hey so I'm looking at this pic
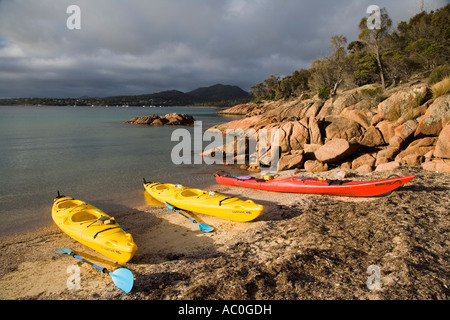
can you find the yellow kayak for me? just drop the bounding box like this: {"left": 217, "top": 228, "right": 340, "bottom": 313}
{"left": 143, "top": 180, "right": 264, "bottom": 222}
{"left": 52, "top": 194, "right": 137, "bottom": 263}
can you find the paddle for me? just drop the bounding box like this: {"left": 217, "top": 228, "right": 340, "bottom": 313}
{"left": 164, "top": 202, "right": 214, "bottom": 233}
{"left": 54, "top": 248, "right": 134, "bottom": 293}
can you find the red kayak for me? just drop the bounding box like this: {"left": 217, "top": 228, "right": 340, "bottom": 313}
{"left": 215, "top": 173, "right": 416, "bottom": 197}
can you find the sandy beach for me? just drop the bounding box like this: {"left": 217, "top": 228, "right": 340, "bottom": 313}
{"left": 0, "top": 165, "right": 448, "bottom": 300}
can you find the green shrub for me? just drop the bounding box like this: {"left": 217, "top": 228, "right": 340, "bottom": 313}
{"left": 318, "top": 87, "right": 330, "bottom": 99}
{"left": 428, "top": 65, "right": 450, "bottom": 85}
{"left": 360, "top": 87, "right": 382, "bottom": 96}
{"left": 300, "top": 93, "right": 311, "bottom": 100}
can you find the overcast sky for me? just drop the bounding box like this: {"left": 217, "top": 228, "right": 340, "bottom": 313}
{"left": 0, "top": 0, "right": 447, "bottom": 98}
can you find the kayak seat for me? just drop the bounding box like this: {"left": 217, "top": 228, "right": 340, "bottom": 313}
{"left": 57, "top": 200, "right": 83, "bottom": 209}
{"left": 179, "top": 189, "right": 201, "bottom": 198}
{"left": 71, "top": 211, "right": 98, "bottom": 223}
{"left": 327, "top": 179, "right": 352, "bottom": 186}
{"left": 154, "top": 184, "right": 169, "bottom": 191}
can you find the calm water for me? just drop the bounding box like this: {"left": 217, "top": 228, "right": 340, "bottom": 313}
{"left": 0, "top": 105, "right": 240, "bottom": 236}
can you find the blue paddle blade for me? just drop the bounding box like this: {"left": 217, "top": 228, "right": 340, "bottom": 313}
{"left": 110, "top": 268, "right": 134, "bottom": 293}
{"left": 198, "top": 223, "right": 214, "bottom": 233}
{"left": 54, "top": 248, "right": 73, "bottom": 255}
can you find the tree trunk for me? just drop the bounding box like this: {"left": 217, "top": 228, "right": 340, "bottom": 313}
{"left": 332, "top": 78, "right": 343, "bottom": 96}
{"left": 375, "top": 44, "right": 386, "bottom": 90}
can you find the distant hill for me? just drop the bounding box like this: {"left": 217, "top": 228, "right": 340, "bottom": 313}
{"left": 0, "top": 84, "right": 252, "bottom": 107}
{"left": 187, "top": 84, "right": 250, "bottom": 102}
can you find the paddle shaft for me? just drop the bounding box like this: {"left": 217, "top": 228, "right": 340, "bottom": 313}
{"left": 174, "top": 207, "right": 198, "bottom": 224}
{"left": 164, "top": 202, "right": 214, "bottom": 233}
{"left": 70, "top": 252, "right": 107, "bottom": 273}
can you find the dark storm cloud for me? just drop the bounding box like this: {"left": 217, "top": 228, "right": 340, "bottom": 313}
{"left": 0, "top": 0, "right": 447, "bottom": 98}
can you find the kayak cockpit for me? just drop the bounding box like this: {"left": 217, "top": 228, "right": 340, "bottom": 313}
{"left": 154, "top": 184, "right": 171, "bottom": 191}
{"left": 179, "top": 189, "right": 203, "bottom": 198}
{"left": 70, "top": 210, "right": 98, "bottom": 223}
{"left": 56, "top": 199, "right": 84, "bottom": 208}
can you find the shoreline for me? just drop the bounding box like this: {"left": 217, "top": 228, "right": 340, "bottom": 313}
{"left": 1, "top": 165, "right": 449, "bottom": 300}
{"left": 0, "top": 167, "right": 229, "bottom": 238}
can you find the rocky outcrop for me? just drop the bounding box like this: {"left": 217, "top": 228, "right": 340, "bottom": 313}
{"left": 377, "top": 83, "right": 431, "bottom": 121}
{"left": 434, "top": 124, "right": 450, "bottom": 159}
{"left": 217, "top": 103, "right": 259, "bottom": 115}
{"left": 278, "top": 150, "right": 305, "bottom": 171}
{"left": 315, "top": 139, "right": 360, "bottom": 164}
{"left": 125, "top": 113, "right": 195, "bottom": 126}
{"left": 422, "top": 158, "right": 450, "bottom": 172}
{"left": 208, "top": 80, "right": 450, "bottom": 173}
{"left": 359, "top": 126, "right": 385, "bottom": 147}
{"left": 304, "top": 160, "right": 328, "bottom": 172}
{"left": 415, "top": 95, "right": 450, "bottom": 137}
{"left": 322, "top": 116, "right": 364, "bottom": 142}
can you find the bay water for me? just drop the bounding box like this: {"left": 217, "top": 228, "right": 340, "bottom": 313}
{"left": 0, "top": 105, "right": 240, "bottom": 236}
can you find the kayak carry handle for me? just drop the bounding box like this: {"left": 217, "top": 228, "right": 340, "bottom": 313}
{"left": 219, "top": 197, "right": 233, "bottom": 206}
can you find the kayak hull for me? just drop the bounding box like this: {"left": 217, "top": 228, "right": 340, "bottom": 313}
{"left": 215, "top": 174, "right": 416, "bottom": 197}
{"left": 52, "top": 196, "right": 137, "bottom": 263}
{"left": 143, "top": 182, "right": 264, "bottom": 222}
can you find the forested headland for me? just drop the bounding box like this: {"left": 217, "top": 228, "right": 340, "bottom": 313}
{"left": 250, "top": 5, "right": 449, "bottom": 101}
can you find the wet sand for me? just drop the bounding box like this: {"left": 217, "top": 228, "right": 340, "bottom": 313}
{"left": 0, "top": 166, "right": 448, "bottom": 300}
